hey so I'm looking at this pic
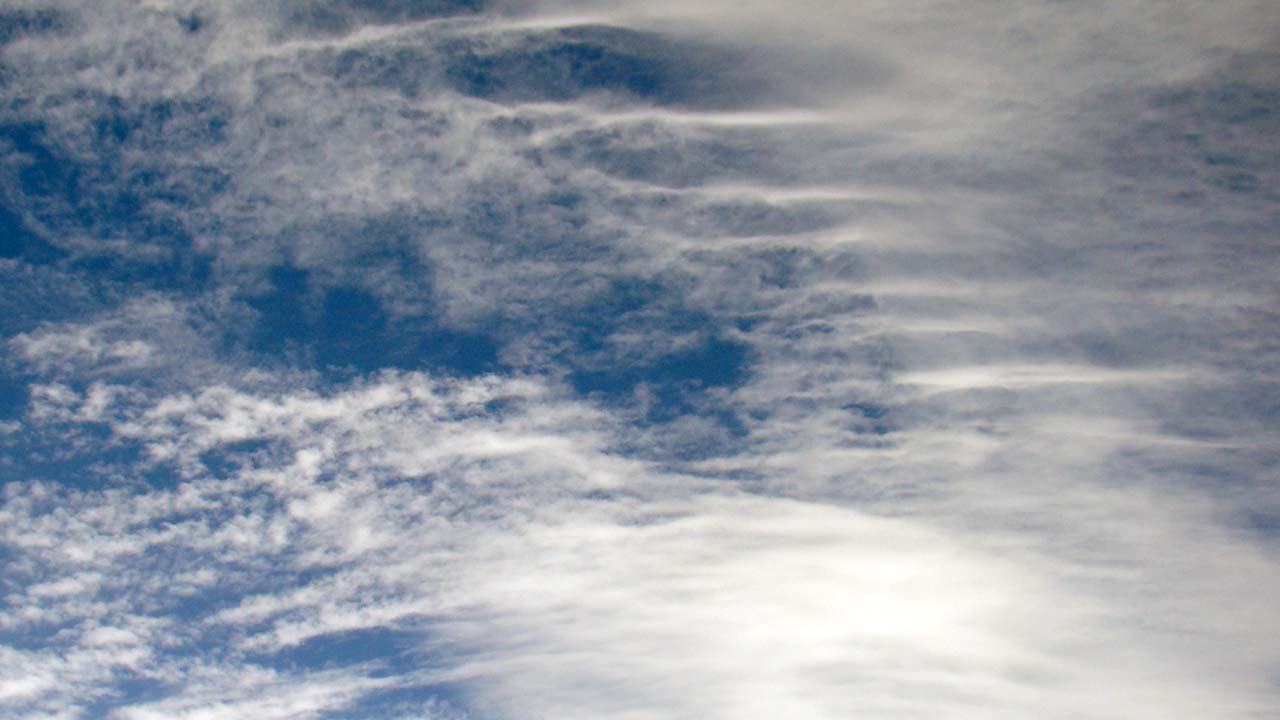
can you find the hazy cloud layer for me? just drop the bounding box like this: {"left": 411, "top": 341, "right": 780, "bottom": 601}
{"left": 1, "top": 1, "right": 1278, "bottom": 718}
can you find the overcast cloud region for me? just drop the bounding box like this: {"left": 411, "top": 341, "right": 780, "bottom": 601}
{"left": 1, "top": 1, "right": 1279, "bottom": 718}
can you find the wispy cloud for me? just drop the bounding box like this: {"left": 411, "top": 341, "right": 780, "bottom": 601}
{"left": 1, "top": 0, "right": 1277, "bottom": 718}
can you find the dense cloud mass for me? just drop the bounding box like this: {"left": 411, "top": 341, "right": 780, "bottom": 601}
{"left": 1, "top": 1, "right": 1278, "bottom": 718}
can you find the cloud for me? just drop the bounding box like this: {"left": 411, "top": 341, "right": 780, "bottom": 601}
{"left": 3, "top": 358, "right": 1278, "bottom": 718}
{"left": 112, "top": 664, "right": 394, "bottom": 720}
{"left": 0, "top": 0, "right": 1278, "bottom": 718}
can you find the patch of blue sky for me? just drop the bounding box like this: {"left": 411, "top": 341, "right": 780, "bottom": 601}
{"left": 539, "top": 275, "right": 753, "bottom": 421}
{"left": 0, "top": 200, "right": 66, "bottom": 265}
{"left": 0, "top": 115, "right": 222, "bottom": 290}
{"left": 1, "top": 434, "right": 152, "bottom": 489}
{"left": 569, "top": 336, "right": 748, "bottom": 404}
{"left": 243, "top": 266, "right": 503, "bottom": 382}
{"left": 441, "top": 25, "right": 760, "bottom": 110}
{"left": 319, "top": 21, "right": 761, "bottom": 112}
{"left": 196, "top": 437, "right": 286, "bottom": 477}
{"left": 257, "top": 626, "right": 427, "bottom": 674}
{"left": 0, "top": 7, "right": 63, "bottom": 47}
{"left": 78, "top": 678, "right": 171, "bottom": 720}
{"left": 0, "top": 367, "right": 27, "bottom": 420}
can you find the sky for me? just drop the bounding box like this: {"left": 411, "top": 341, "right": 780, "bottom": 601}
{"left": 1, "top": 1, "right": 1278, "bottom": 718}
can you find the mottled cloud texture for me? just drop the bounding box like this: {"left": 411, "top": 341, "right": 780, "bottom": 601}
{"left": 1, "top": 1, "right": 1278, "bottom": 718}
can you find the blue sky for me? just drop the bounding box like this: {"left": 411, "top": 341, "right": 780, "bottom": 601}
{"left": 1, "top": 1, "right": 1279, "bottom": 718}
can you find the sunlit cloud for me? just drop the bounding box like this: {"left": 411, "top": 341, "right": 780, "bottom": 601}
{"left": 1, "top": 0, "right": 1278, "bottom": 718}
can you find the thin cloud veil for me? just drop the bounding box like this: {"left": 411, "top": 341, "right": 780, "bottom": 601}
{"left": 1, "top": 1, "right": 1278, "bottom": 719}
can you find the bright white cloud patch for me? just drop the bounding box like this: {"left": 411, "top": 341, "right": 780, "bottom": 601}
{"left": 1, "top": 0, "right": 1278, "bottom": 718}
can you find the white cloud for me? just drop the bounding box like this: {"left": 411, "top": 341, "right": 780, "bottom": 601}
{"left": 114, "top": 665, "right": 393, "bottom": 720}
{"left": 0, "top": 0, "right": 1277, "bottom": 718}
{"left": 1, "top": 359, "right": 1275, "bottom": 718}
